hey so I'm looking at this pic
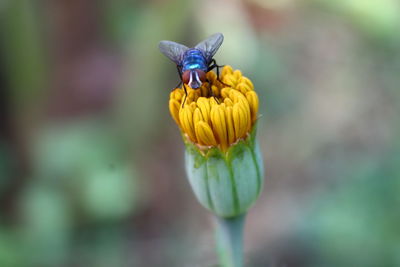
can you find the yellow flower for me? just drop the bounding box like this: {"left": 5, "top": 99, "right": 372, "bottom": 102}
{"left": 169, "top": 66, "right": 259, "bottom": 151}
{"left": 167, "top": 65, "right": 263, "bottom": 218}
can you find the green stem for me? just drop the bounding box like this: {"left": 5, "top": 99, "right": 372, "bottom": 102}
{"left": 215, "top": 214, "right": 246, "bottom": 267}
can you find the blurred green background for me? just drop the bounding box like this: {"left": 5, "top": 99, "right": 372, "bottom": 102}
{"left": 1, "top": 0, "right": 399, "bottom": 266}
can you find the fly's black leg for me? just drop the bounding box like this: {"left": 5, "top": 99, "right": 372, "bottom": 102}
{"left": 182, "top": 83, "right": 188, "bottom": 107}
{"left": 208, "top": 59, "right": 229, "bottom": 87}
{"left": 206, "top": 78, "right": 220, "bottom": 104}
{"left": 171, "top": 69, "right": 182, "bottom": 91}
{"left": 174, "top": 80, "right": 182, "bottom": 89}
{"left": 175, "top": 64, "right": 188, "bottom": 107}
{"left": 175, "top": 65, "right": 184, "bottom": 88}
{"left": 170, "top": 65, "right": 183, "bottom": 90}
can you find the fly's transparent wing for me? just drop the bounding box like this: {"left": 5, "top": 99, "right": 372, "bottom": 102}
{"left": 159, "top": 40, "right": 189, "bottom": 64}
{"left": 195, "top": 33, "right": 224, "bottom": 62}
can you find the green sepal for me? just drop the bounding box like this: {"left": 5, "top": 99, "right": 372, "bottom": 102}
{"left": 184, "top": 127, "right": 264, "bottom": 218}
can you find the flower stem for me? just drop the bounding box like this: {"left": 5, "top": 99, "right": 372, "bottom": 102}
{"left": 215, "top": 214, "right": 246, "bottom": 267}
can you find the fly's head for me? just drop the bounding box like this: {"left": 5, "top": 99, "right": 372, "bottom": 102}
{"left": 182, "top": 69, "right": 206, "bottom": 89}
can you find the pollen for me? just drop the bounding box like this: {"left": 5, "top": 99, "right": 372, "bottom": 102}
{"left": 169, "top": 66, "right": 259, "bottom": 151}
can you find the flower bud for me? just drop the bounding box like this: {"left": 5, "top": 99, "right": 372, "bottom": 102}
{"left": 169, "top": 66, "right": 264, "bottom": 218}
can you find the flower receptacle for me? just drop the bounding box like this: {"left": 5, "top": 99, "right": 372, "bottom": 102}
{"left": 184, "top": 128, "right": 263, "bottom": 218}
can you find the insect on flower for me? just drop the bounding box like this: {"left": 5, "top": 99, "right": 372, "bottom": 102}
{"left": 159, "top": 33, "right": 225, "bottom": 104}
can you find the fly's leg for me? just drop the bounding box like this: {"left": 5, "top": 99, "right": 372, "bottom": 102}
{"left": 174, "top": 64, "right": 188, "bottom": 107}
{"left": 171, "top": 81, "right": 183, "bottom": 91}
{"left": 182, "top": 83, "right": 188, "bottom": 107}
{"left": 208, "top": 59, "right": 229, "bottom": 87}
{"left": 175, "top": 65, "right": 184, "bottom": 89}
{"left": 171, "top": 79, "right": 186, "bottom": 107}
{"left": 206, "top": 78, "right": 220, "bottom": 104}
{"left": 174, "top": 80, "right": 182, "bottom": 89}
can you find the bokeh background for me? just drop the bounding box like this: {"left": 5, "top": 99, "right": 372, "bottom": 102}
{"left": 1, "top": 0, "right": 399, "bottom": 266}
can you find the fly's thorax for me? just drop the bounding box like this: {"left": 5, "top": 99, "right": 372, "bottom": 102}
{"left": 182, "top": 49, "right": 208, "bottom": 72}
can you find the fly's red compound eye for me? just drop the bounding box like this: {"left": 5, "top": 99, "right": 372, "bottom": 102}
{"left": 182, "top": 70, "right": 190, "bottom": 85}
{"left": 197, "top": 70, "right": 206, "bottom": 83}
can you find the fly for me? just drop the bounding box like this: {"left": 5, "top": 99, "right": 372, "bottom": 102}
{"left": 159, "top": 33, "right": 225, "bottom": 104}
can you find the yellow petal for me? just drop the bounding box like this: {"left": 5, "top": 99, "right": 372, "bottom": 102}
{"left": 221, "top": 65, "right": 233, "bottom": 76}
{"left": 197, "top": 97, "right": 211, "bottom": 124}
{"left": 169, "top": 99, "right": 181, "bottom": 126}
{"left": 195, "top": 121, "right": 217, "bottom": 146}
{"left": 179, "top": 106, "right": 196, "bottom": 142}
{"left": 237, "top": 98, "right": 251, "bottom": 131}
{"left": 211, "top": 85, "right": 219, "bottom": 97}
{"left": 237, "top": 83, "right": 251, "bottom": 94}
{"left": 211, "top": 105, "right": 228, "bottom": 150}
{"left": 239, "top": 77, "right": 254, "bottom": 90}
{"left": 206, "top": 71, "right": 217, "bottom": 82}
{"left": 224, "top": 98, "right": 234, "bottom": 107}
{"left": 170, "top": 89, "right": 183, "bottom": 101}
{"left": 193, "top": 108, "right": 203, "bottom": 125}
{"left": 238, "top": 105, "right": 248, "bottom": 138}
{"left": 190, "top": 102, "right": 197, "bottom": 111}
{"left": 225, "top": 106, "right": 235, "bottom": 145}
{"left": 200, "top": 83, "right": 209, "bottom": 96}
{"left": 246, "top": 91, "right": 259, "bottom": 122}
{"left": 221, "top": 88, "right": 231, "bottom": 99}
{"left": 209, "top": 97, "right": 219, "bottom": 107}
{"left": 232, "top": 104, "right": 242, "bottom": 140}
{"left": 233, "top": 70, "right": 242, "bottom": 80}
{"left": 242, "top": 103, "right": 251, "bottom": 135}
{"left": 223, "top": 75, "right": 236, "bottom": 87}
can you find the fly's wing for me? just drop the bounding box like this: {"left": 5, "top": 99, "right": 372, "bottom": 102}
{"left": 159, "top": 40, "right": 189, "bottom": 65}
{"left": 195, "top": 33, "right": 224, "bottom": 62}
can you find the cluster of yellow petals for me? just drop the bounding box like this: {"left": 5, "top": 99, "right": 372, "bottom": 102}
{"left": 169, "top": 66, "right": 259, "bottom": 151}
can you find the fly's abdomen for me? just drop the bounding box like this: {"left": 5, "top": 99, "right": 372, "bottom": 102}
{"left": 182, "top": 49, "right": 208, "bottom": 72}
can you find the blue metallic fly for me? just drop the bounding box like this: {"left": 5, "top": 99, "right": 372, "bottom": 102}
{"left": 159, "top": 33, "right": 225, "bottom": 100}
